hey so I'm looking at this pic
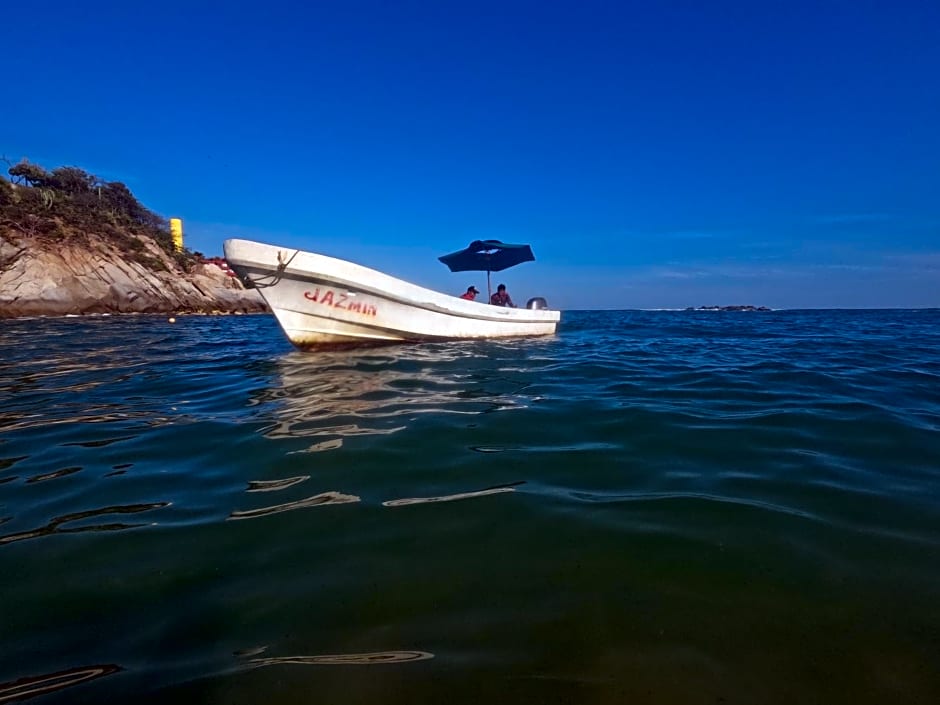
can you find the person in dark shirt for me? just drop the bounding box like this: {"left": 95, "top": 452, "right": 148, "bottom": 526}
{"left": 459, "top": 286, "right": 480, "bottom": 300}
{"left": 490, "top": 283, "right": 515, "bottom": 307}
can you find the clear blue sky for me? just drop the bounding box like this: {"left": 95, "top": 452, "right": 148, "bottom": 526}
{"left": 4, "top": 0, "right": 938, "bottom": 309}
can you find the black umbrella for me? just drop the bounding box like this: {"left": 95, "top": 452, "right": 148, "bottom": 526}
{"left": 438, "top": 240, "right": 535, "bottom": 299}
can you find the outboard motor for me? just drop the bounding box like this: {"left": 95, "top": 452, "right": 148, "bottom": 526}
{"left": 526, "top": 297, "right": 549, "bottom": 310}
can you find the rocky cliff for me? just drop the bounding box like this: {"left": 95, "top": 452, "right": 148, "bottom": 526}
{"left": 0, "top": 159, "right": 266, "bottom": 319}
{"left": 0, "top": 232, "right": 265, "bottom": 318}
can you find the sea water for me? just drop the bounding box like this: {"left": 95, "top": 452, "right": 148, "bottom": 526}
{"left": 1, "top": 310, "right": 938, "bottom": 704}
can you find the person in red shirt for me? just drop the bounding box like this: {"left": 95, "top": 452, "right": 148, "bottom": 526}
{"left": 490, "top": 283, "right": 515, "bottom": 307}
{"left": 459, "top": 285, "right": 480, "bottom": 300}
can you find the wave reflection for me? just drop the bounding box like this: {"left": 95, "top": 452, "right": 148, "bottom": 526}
{"left": 246, "top": 476, "right": 310, "bottom": 492}
{"left": 246, "top": 650, "right": 434, "bottom": 667}
{"left": 0, "top": 664, "right": 121, "bottom": 702}
{"left": 383, "top": 483, "right": 523, "bottom": 507}
{"left": 0, "top": 502, "right": 169, "bottom": 546}
{"left": 25, "top": 466, "right": 82, "bottom": 484}
{"left": 228, "top": 491, "right": 360, "bottom": 520}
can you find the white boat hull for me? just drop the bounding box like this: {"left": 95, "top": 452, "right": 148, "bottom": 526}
{"left": 223, "top": 239, "right": 560, "bottom": 349}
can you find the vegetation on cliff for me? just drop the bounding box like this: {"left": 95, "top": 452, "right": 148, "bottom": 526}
{"left": 1, "top": 158, "right": 202, "bottom": 273}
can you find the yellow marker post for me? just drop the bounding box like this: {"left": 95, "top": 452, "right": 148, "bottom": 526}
{"left": 170, "top": 218, "right": 183, "bottom": 252}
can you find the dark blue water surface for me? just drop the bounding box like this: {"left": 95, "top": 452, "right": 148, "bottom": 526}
{"left": 1, "top": 310, "right": 939, "bottom": 704}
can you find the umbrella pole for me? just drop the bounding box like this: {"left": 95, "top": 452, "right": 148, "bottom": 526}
{"left": 487, "top": 271, "right": 492, "bottom": 301}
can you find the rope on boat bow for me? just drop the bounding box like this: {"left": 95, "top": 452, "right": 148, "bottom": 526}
{"left": 240, "top": 249, "right": 300, "bottom": 289}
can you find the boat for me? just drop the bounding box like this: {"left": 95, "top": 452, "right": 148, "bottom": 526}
{"left": 223, "top": 239, "right": 560, "bottom": 349}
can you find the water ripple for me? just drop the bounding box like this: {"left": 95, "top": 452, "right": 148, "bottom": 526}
{"left": 246, "top": 651, "right": 434, "bottom": 667}
{"left": 246, "top": 476, "right": 310, "bottom": 492}
{"left": 0, "top": 502, "right": 170, "bottom": 546}
{"left": 383, "top": 484, "right": 520, "bottom": 507}
{"left": 0, "top": 664, "right": 121, "bottom": 703}
{"left": 228, "top": 491, "right": 360, "bottom": 520}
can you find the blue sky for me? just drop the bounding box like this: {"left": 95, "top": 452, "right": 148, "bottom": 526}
{"left": 3, "top": 0, "right": 938, "bottom": 309}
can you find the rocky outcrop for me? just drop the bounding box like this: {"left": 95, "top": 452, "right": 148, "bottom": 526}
{"left": 685, "top": 305, "right": 771, "bottom": 311}
{"left": 0, "top": 231, "right": 266, "bottom": 318}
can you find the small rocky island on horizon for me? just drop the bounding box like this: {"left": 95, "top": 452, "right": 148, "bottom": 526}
{"left": 0, "top": 158, "right": 265, "bottom": 319}
{"left": 685, "top": 305, "right": 771, "bottom": 311}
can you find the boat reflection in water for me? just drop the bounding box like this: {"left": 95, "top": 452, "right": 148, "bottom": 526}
{"left": 253, "top": 343, "right": 535, "bottom": 448}
{"left": 231, "top": 344, "right": 535, "bottom": 515}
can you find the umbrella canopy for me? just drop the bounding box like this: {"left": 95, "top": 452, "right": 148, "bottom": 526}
{"left": 438, "top": 240, "right": 536, "bottom": 300}
{"left": 438, "top": 240, "right": 535, "bottom": 273}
